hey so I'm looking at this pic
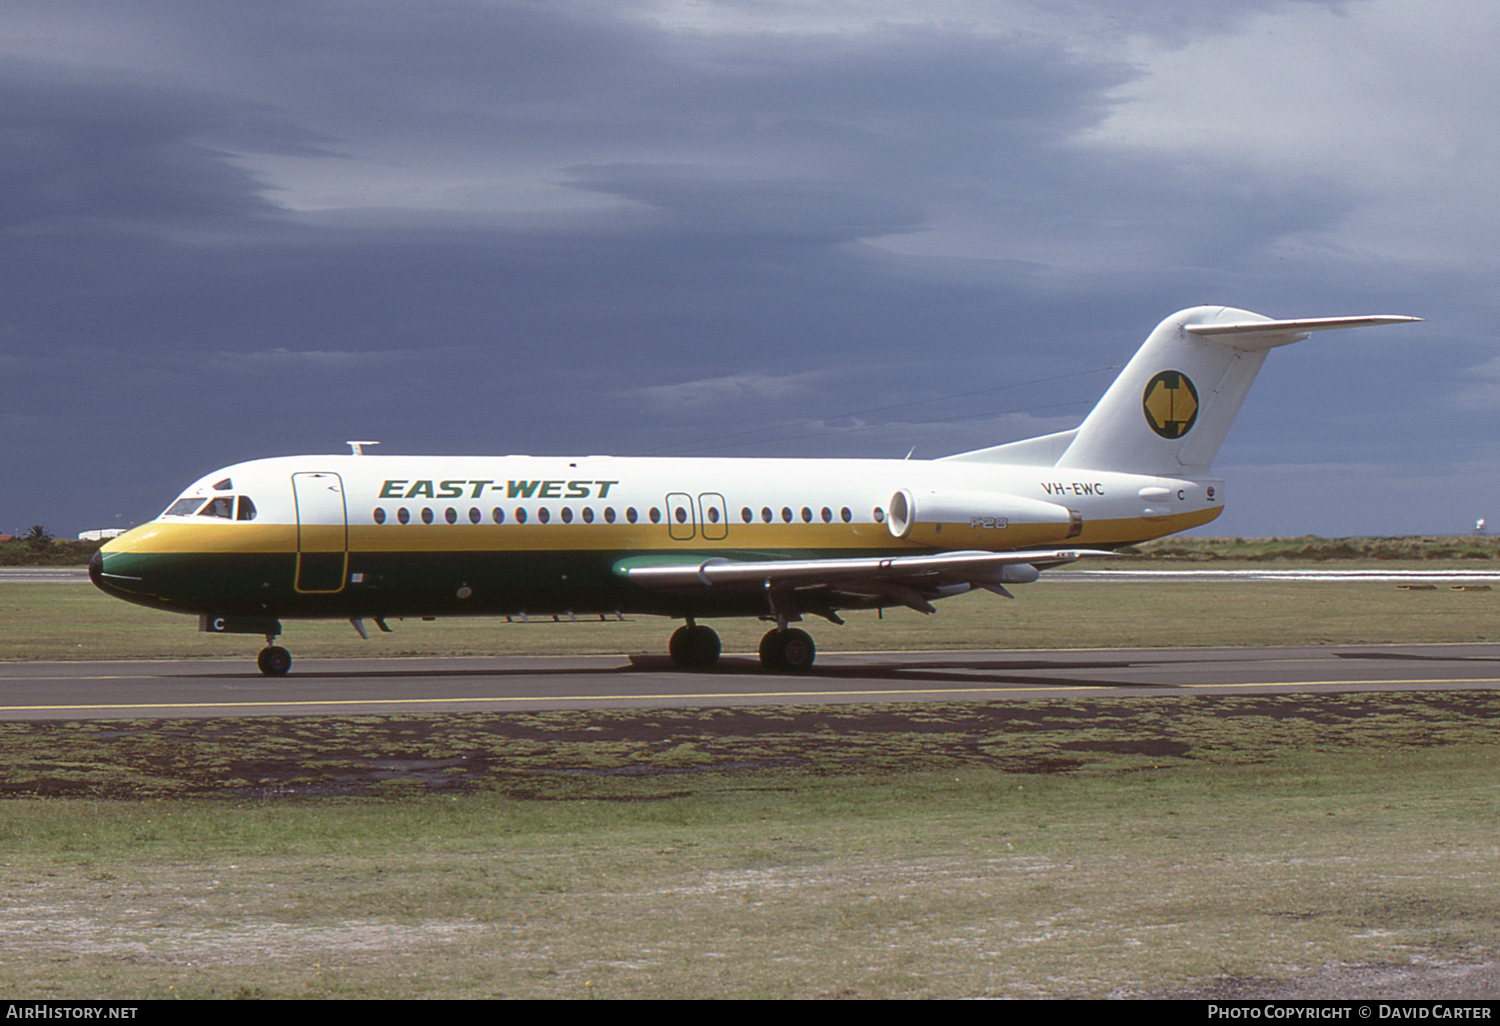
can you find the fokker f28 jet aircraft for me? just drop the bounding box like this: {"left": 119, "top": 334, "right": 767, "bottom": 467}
{"left": 91, "top": 306, "right": 1417, "bottom": 675}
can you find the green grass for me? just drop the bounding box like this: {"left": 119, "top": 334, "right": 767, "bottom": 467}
{"left": 0, "top": 698, "right": 1496, "bottom": 998}
{"left": 1131, "top": 534, "right": 1500, "bottom": 561}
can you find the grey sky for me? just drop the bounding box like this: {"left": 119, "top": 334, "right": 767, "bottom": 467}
{"left": 2, "top": 0, "right": 1490, "bottom": 538}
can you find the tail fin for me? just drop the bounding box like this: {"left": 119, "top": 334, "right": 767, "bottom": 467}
{"left": 1050, "top": 306, "right": 1419, "bottom": 477}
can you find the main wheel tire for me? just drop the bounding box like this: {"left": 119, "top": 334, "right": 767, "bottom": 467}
{"left": 257, "top": 645, "right": 292, "bottom": 676}
{"left": 668, "top": 624, "right": 721, "bottom": 667}
{"left": 758, "top": 628, "right": 815, "bottom": 672}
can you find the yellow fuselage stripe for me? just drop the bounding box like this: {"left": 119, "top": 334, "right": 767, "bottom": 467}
{"left": 103, "top": 507, "right": 1222, "bottom": 556}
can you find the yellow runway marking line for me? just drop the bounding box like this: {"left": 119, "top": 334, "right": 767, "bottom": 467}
{"left": 0, "top": 675, "right": 157, "bottom": 682}
{"left": 3, "top": 678, "right": 1500, "bottom": 714}
{"left": 0, "top": 686, "right": 1104, "bottom": 713}
{"left": 1181, "top": 678, "right": 1500, "bottom": 689}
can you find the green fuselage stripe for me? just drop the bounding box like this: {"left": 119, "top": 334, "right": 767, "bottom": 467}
{"left": 94, "top": 546, "right": 895, "bottom": 620}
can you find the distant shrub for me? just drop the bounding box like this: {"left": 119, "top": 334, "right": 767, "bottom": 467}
{"left": 0, "top": 539, "right": 103, "bottom": 567}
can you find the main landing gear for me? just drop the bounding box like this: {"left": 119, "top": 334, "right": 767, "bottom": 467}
{"left": 758, "top": 627, "right": 815, "bottom": 672}
{"left": 668, "top": 622, "right": 721, "bottom": 667}
{"left": 667, "top": 619, "right": 817, "bottom": 672}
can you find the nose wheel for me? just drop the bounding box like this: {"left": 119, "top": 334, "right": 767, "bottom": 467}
{"left": 257, "top": 645, "right": 292, "bottom": 676}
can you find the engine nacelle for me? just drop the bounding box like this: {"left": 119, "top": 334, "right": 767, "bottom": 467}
{"left": 887, "top": 488, "right": 1081, "bottom": 545}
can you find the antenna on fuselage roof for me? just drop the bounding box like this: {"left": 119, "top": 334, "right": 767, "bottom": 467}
{"left": 347, "top": 440, "right": 380, "bottom": 456}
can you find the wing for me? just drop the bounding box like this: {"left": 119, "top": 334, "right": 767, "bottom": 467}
{"left": 616, "top": 548, "right": 1115, "bottom": 615}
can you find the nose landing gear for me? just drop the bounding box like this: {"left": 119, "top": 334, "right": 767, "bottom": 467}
{"left": 198, "top": 615, "right": 292, "bottom": 676}
{"left": 257, "top": 642, "right": 292, "bottom": 676}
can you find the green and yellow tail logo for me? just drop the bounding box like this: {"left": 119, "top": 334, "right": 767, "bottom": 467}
{"left": 1142, "top": 370, "right": 1199, "bottom": 439}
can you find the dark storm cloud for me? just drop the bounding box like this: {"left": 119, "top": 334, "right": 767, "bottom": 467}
{"left": 564, "top": 168, "right": 926, "bottom": 241}
{"left": 0, "top": 0, "right": 1487, "bottom": 539}
{"left": 0, "top": 72, "right": 282, "bottom": 232}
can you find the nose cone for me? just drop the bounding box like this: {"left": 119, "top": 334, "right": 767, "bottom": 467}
{"left": 88, "top": 540, "right": 154, "bottom": 607}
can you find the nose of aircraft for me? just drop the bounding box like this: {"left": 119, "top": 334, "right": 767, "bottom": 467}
{"left": 88, "top": 546, "right": 147, "bottom": 603}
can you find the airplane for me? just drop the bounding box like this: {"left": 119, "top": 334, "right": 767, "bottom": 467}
{"left": 89, "top": 306, "right": 1418, "bottom": 676}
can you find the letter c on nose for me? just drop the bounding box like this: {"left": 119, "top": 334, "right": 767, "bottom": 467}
{"left": 213, "top": 617, "right": 226, "bottom": 631}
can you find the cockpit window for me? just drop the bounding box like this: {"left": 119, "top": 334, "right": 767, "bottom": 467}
{"left": 166, "top": 494, "right": 255, "bottom": 519}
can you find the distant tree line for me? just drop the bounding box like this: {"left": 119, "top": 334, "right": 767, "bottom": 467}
{"left": 0, "top": 527, "right": 104, "bottom": 567}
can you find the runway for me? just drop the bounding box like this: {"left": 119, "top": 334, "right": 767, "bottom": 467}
{"left": 14, "top": 567, "right": 1500, "bottom": 585}
{"left": 3, "top": 644, "right": 1500, "bottom": 720}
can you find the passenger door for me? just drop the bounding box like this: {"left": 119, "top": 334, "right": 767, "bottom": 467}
{"left": 292, "top": 472, "right": 348, "bottom": 593}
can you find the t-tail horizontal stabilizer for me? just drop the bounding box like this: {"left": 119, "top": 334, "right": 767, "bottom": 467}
{"left": 1048, "top": 307, "right": 1420, "bottom": 478}
{"left": 1182, "top": 315, "right": 1421, "bottom": 347}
